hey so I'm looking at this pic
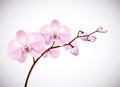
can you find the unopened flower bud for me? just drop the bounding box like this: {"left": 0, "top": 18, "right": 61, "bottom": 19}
{"left": 97, "top": 27, "right": 108, "bottom": 33}
{"left": 97, "top": 27, "right": 103, "bottom": 31}
{"left": 70, "top": 46, "right": 79, "bottom": 56}
{"left": 80, "top": 32, "right": 88, "bottom": 41}
{"left": 88, "top": 36, "right": 97, "bottom": 42}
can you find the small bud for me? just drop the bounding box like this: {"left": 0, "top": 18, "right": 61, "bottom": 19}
{"left": 97, "top": 27, "right": 103, "bottom": 31}
{"left": 88, "top": 36, "right": 96, "bottom": 42}
{"left": 97, "top": 27, "right": 108, "bottom": 33}
{"left": 80, "top": 32, "right": 88, "bottom": 41}
{"left": 70, "top": 46, "right": 79, "bottom": 56}
{"left": 100, "top": 30, "right": 108, "bottom": 33}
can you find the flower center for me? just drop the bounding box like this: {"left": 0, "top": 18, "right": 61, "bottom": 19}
{"left": 53, "top": 33, "right": 57, "bottom": 39}
{"left": 24, "top": 46, "right": 30, "bottom": 52}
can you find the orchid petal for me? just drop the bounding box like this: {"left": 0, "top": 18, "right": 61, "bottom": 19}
{"left": 58, "top": 25, "right": 71, "bottom": 43}
{"left": 28, "top": 32, "right": 45, "bottom": 51}
{"left": 40, "top": 25, "right": 52, "bottom": 44}
{"left": 7, "top": 40, "right": 22, "bottom": 59}
{"left": 16, "top": 30, "right": 28, "bottom": 45}
{"left": 41, "top": 47, "right": 49, "bottom": 58}
{"left": 29, "top": 49, "right": 40, "bottom": 58}
{"left": 49, "top": 48, "right": 60, "bottom": 58}
{"left": 50, "top": 20, "right": 60, "bottom": 33}
{"left": 29, "top": 47, "right": 47, "bottom": 59}
{"left": 43, "top": 52, "right": 48, "bottom": 58}
{"left": 18, "top": 52, "right": 27, "bottom": 63}
{"left": 7, "top": 40, "right": 27, "bottom": 63}
{"left": 41, "top": 46, "right": 50, "bottom": 58}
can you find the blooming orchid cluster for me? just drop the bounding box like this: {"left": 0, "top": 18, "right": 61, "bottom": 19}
{"left": 7, "top": 20, "right": 76, "bottom": 63}
{"left": 7, "top": 20, "right": 107, "bottom": 87}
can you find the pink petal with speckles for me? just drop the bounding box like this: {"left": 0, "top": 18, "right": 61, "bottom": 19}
{"left": 16, "top": 30, "right": 28, "bottom": 45}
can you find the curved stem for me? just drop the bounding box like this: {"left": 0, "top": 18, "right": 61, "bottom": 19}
{"left": 24, "top": 29, "right": 105, "bottom": 87}
{"left": 24, "top": 48, "right": 50, "bottom": 87}
{"left": 24, "top": 61, "right": 36, "bottom": 87}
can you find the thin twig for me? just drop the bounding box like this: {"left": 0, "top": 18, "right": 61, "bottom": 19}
{"left": 32, "top": 57, "right": 35, "bottom": 64}
{"left": 77, "top": 30, "right": 84, "bottom": 37}
{"left": 51, "top": 41, "right": 55, "bottom": 47}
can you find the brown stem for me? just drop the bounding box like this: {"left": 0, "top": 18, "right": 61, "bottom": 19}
{"left": 32, "top": 57, "right": 35, "bottom": 63}
{"left": 24, "top": 29, "right": 105, "bottom": 87}
{"left": 24, "top": 61, "right": 35, "bottom": 87}
{"left": 24, "top": 48, "right": 50, "bottom": 87}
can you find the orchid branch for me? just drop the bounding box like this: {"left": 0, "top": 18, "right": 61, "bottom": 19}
{"left": 24, "top": 28, "right": 107, "bottom": 87}
{"left": 6, "top": 19, "right": 107, "bottom": 87}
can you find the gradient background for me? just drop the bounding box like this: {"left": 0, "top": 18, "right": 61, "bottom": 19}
{"left": 0, "top": 0, "right": 120, "bottom": 87}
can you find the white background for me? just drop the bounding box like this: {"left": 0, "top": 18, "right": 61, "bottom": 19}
{"left": 0, "top": 0, "right": 120, "bottom": 87}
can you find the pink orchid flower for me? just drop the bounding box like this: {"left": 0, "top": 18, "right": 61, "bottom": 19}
{"left": 39, "top": 20, "right": 72, "bottom": 58}
{"left": 7, "top": 30, "right": 45, "bottom": 63}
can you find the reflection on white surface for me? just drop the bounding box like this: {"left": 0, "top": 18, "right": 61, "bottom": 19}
{"left": 0, "top": 0, "right": 120, "bottom": 87}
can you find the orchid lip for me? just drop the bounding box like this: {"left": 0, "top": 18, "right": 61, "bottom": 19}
{"left": 53, "top": 33, "right": 57, "bottom": 39}
{"left": 24, "top": 45, "right": 31, "bottom": 53}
